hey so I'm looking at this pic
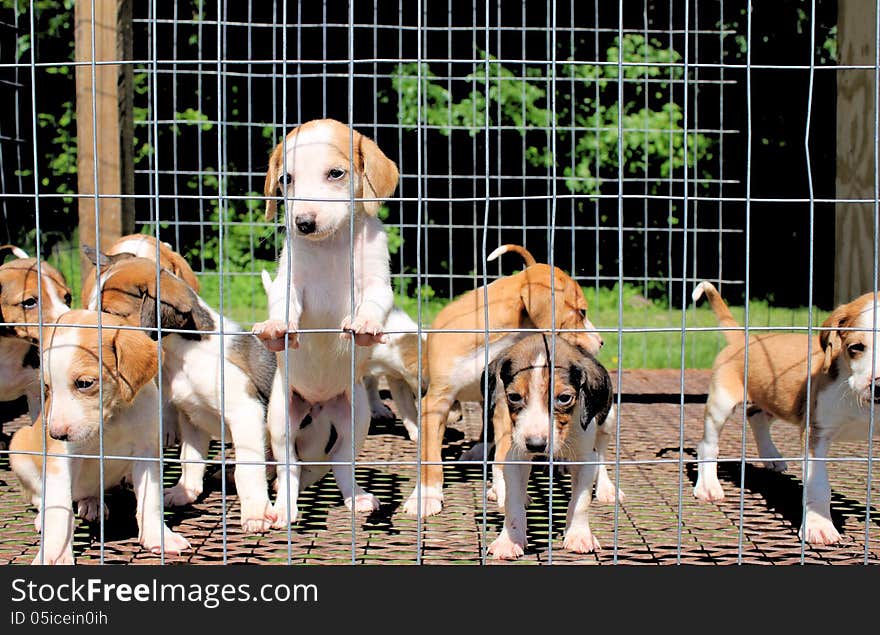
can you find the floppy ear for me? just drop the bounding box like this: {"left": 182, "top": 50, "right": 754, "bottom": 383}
{"left": 575, "top": 356, "right": 613, "bottom": 431}
{"left": 82, "top": 245, "right": 136, "bottom": 269}
{"left": 358, "top": 133, "right": 399, "bottom": 216}
{"left": 820, "top": 304, "right": 850, "bottom": 373}
{"left": 113, "top": 327, "right": 158, "bottom": 402}
{"left": 165, "top": 250, "right": 200, "bottom": 292}
{"left": 264, "top": 141, "right": 285, "bottom": 222}
{"left": 139, "top": 271, "right": 214, "bottom": 341}
{"left": 479, "top": 357, "right": 507, "bottom": 444}
{"left": 0, "top": 244, "right": 28, "bottom": 263}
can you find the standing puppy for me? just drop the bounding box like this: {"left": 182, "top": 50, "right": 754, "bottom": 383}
{"left": 0, "top": 246, "right": 71, "bottom": 421}
{"left": 252, "top": 119, "right": 399, "bottom": 527}
{"left": 9, "top": 311, "right": 189, "bottom": 564}
{"left": 485, "top": 334, "right": 613, "bottom": 559}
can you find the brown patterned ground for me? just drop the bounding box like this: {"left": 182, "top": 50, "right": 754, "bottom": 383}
{"left": 1, "top": 369, "right": 878, "bottom": 565}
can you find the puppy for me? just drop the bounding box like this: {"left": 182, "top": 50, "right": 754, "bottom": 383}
{"left": 485, "top": 334, "right": 613, "bottom": 559}
{"left": 252, "top": 118, "right": 399, "bottom": 527}
{"left": 261, "top": 269, "right": 425, "bottom": 440}
{"left": 0, "top": 245, "right": 72, "bottom": 421}
{"left": 9, "top": 310, "right": 189, "bottom": 564}
{"left": 692, "top": 281, "right": 879, "bottom": 545}
{"left": 81, "top": 233, "right": 199, "bottom": 304}
{"left": 403, "top": 244, "right": 604, "bottom": 516}
{"left": 85, "top": 253, "right": 278, "bottom": 533}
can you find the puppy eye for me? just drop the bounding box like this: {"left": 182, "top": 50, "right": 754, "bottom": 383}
{"left": 74, "top": 377, "right": 96, "bottom": 392}
{"left": 63, "top": 293, "right": 72, "bottom": 306}
{"left": 578, "top": 309, "right": 586, "bottom": 320}
{"left": 556, "top": 393, "right": 575, "bottom": 407}
{"left": 21, "top": 297, "right": 37, "bottom": 309}
{"left": 848, "top": 342, "right": 866, "bottom": 355}
{"left": 507, "top": 392, "right": 522, "bottom": 405}
{"left": 328, "top": 168, "right": 346, "bottom": 180}
{"left": 279, "top": 173, "right": 293, "bottom": 185}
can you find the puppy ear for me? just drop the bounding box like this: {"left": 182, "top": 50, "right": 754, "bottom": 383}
{"left": 575, "top": 357, "right": 613, "bottom": 431}
{"left": 820, "top": 304, "right": 850, "bottom": 373}
{"left": 113, "top": 327, "right": 158, "bottom": 402}
{"left": 264, "top": 141, "right": 284, "bottom": 222}
{"left": 139, "top": 270, "right": 214, "bottom": 340}
{"left": 358, "top": 133, "right": 399, "bottom": 216}
{"left": 480, "top": 358, "right": 502, "bottom": 443}
{"left": 165, "top": 250, "right": 200, "bottom": 292}
{"left": 82, "top": 245, "right": 135, "bottom": 269}
{"left": 0, "top": 244, "right": 28, "bottom": 263}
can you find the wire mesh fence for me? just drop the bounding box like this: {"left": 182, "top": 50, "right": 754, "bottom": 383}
{"left": 0, "top": 0, "right": 877, "bottom": 565}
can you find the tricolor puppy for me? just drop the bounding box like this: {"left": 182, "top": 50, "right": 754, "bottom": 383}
{"left": 0, "top": 245, "right": 71, "bottom": 422}
{"left": 85, "top": 254, "right": 277, "bottom": 533}
{"left": 252, "top": 118, "right": 399, "bottom": 527}
{"left": 81, "top": 233, "right": 199, "bottom": 305}
{"left": 402, "top": 244, "right": 604, "bottom": 517}
{"left": 485, "top": 334, "right": 613, "bottom": 559}
{"left": 693, "top": 282, "right": 880, "bottom": 545}
{"left": 9, "top": 310, "right": 189, "bottom": 564}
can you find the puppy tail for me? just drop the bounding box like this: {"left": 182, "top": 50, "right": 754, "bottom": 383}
{"left": 260, "top": 269, "right": 272, "bottom": 296}
{"left": 487, "top": 244, "right": 537, "bottom": 267}
{"left": 0, "top": 244, "right": 29, "bottom": 262}
{"left": 693, "top": 281, "right": 740, "bottom": 345}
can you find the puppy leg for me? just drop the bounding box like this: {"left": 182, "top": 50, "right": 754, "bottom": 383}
{"left": 593, "top": 405, "right": 625, "bottom": 504}
{"left": 365, "top": 375, "right": 395, "bottom": 421}
{"left": 133, "top": 449, "right": 190, "bottom": 556}
{"left": 226, "top": 401, "right": 276, "bottom": 533}
{"left": 694, "top": 382, "right": 737, "bottom": 502}
{"left": 76, "top": 497, "right": 109, "bottom": 523}
{"left": 563, "top": 447, "right": 602, "bottom": 554}
{"left": 747, "top": 409, "right": 786, "bottom": 472}
{"left": 388, "top": 377, "right": 419, "bottom": 441}
{"left": 268, "top": 372, "right": 306, "bottom": 529}
{"left": 402, "top": 389, "right": 452, "bottom": 517}
{"left": 488, "top": 408, "right": 512, "bottom": 508}
{"left": 164, "top": 413, "right": 211, "bottom": 507}
{"left": 330, "top": 387, "right": 379, "bottom": 513}
{"left": 800, "top": 432, "right": 841, "bottom": 545}
{"left": 488, "top": 454, "right": 531, "bottom": 560}
{"left": 32, "top": 456, "right": 75, "bottom": 565}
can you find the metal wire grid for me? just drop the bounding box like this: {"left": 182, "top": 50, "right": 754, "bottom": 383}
{"left": 0, "top": 0, "right": 876, "bottom": 565}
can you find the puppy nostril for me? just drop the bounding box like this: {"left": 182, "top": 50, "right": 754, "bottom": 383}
{"left": 873, "top": 382, "right": 880, "bottom": 401}
{"left": 51, "top": 431, "right": 68, "bottom": 442}
{"left": 295, "top": 215, "right": 316, "bottom": 235}
{"left": 525, "top": 437, "right": 546, "bottom": 453}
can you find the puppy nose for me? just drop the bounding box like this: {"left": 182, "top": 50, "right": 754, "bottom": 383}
{"left": 49, "top": 428, "right": 69, "bottom": 442}
{"left": 295, "top": 214, "right": 316, "bottom": 235}
{"left": 873, "top": 380, "right": 880, "bottom": 401}
{"left": 524, "top": 437, "right": 547, "bottom": 453}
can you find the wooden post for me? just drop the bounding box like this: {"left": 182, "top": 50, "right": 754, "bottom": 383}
{"left": 835, "top": 1, "right": 879, "bottom": 305}
{"left": 75, "top": 0, "right": 134, "bottom": 272}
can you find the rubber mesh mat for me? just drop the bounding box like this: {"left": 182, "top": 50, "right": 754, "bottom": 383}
{"left": 1, "top": 369, "right": 878, "bottom": 565}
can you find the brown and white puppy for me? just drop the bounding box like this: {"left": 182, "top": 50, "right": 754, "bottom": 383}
{"left": 9, "top": 310, "right": 189, "bottom": 564}
{"left": 693, "top": 282, "right": 880, "bottom": 545}
{"left": 85, "top": 254, "right": 278, "bottom": 533}
{"left": 252, "top": 119, "right": 399, "bottom": 528}
{"left": 0, "top": 245, "right": 71, "bottom": 421}
{"left": 80, "top": 233, "right": 200, "bottom": 305}
{"left": 484, "top": 334, "right": 613, "bottom": 559}
{"left": 402, "top": 244, "right": 604, "bottom": 517}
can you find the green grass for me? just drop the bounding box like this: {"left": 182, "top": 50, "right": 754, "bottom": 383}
{"left": 41, "top": 239, "right": 830, "bottom": 369}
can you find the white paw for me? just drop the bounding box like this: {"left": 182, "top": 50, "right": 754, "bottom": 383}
{"left": 270, "top": 500, "right": 299, "bottom": 529}
{"left": 488, "top": 532, "right": 526, "bottom": 560}
{"left": 252, "top": 319, "right": 299, "bottom": 352}
{"left": 164, "top": 483, "right": 202, "bottom": 507}
{"left": 240, "top": 499, "right": 278, "bottom": 534}
{"left": 402, "top": 488, "right": 443, "bottom": 517}
{"left": 693, "top": 478, "right": 725, "bottom": 502}
{"left": 340, "top": 314, "right": 386, "bottom": 346}
{"left": 346, "top": 493, "right": 380, "bottom": 513}
{"left": 142, "top": 527, "right": 191, "bottom": 555}
{"left": 32, "top": 548, "right": 74, "bottom": 566}
{"left": 800, "top": 511, "right": 841, "bottom": 546}
{"left": 594, "top": 480, "right": 626, "bottom": 504}
{"left": 76, "top": 497, "right": 109, "bottom": 522}
{"left": 563, "top": 528, "right": 602, "bottom": 553}
{"left": 402, "top": 421, "right": 419, "bottom": 442}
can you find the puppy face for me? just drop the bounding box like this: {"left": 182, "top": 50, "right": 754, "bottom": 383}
{"left": 42, "top": 310, "right": 158, "bottom": 443}
{"left": 486, "top": 335, "right": 612, "bottom": 457}
{"left": 0, "top": 256, "right": 71, "bottom": 341}
{"left": 263, "top": 118, "right": 399, "bottom": 240}
{"left": 88, "top": 257, "right": 213, "bottom": 340}
{"left": 821, "top": 293, "right": 880, "bottom": 403}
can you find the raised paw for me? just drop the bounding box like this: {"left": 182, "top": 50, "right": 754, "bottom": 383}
{"left": 346, "top": 492, "right": 380, "bottom": 513}
{"left": 693, "top": 478, "right": 725, "bottom": 502}
{"left": 252, "top": 319, "right": 299, "bottom": 352}
{"left": 340, "top": 314, "right": 386, "bottom": 347}
{"left": 76, "top": 497, "right": 109, "bottom": 522}
{"left": 402, "top": 487, "right": 443, "bottom": 517}
{"left": 488, "top": 532, "right": 526, "bottom": 560}
{"left": 164, "top": 483, "right": 202, "bottom": 507}
{"left": 240, "top": 499, "right": 278, "bottom": 534}
{"left": 563, "top": 528, "right": 601, "bottom": 554}
{"left": 142, "top": 527, "right": 191, "bottom": 555}
{"left": 800, "top": 511, "right": 842, "bottom": 546}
